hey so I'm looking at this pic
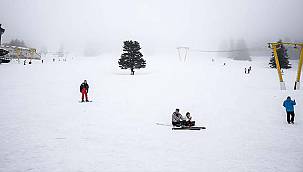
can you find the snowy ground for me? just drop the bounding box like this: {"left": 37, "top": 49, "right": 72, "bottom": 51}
{"left": 0, "top": 53, "right": 302, "bottom": 172}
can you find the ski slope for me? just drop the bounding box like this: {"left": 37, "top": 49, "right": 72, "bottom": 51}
{"left": 0, "top": 53, "right": 302, "bottom": 172}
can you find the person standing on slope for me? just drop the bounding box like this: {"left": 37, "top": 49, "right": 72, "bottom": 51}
{"left": 248, "top": 66, "right": 252, "bottom": 73}
{"left": 80, "top": 80, "right": 89, "bottom": 102}
{"left": 283, "top": 96, "right": 296, "bottom": 124}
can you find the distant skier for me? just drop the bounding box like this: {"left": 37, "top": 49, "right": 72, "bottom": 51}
{"left": 245, "top": 68, "right": 247, "bottom": 74}
{"left": 283, "top": 96, "right": 296, "bottom": 124}
{"left": 185, "top": 112, "right": 195, "bottom": 126}
{"left": 248, "top": 66, "right": 251, "bottom": 74}
{"left": 131, "top": 68, "right": 135, "bottom": 75}
{"left": 80, "top": 80, "right": 89, "bottom": 102}
{"left": 172, "top": 109, "right": 185, "bottom": 127}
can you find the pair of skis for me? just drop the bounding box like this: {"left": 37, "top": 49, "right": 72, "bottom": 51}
{"left": 172, "top": 126, "right": 206, "bottom": 130}
{"left": 156, "top": 123, "right": 206, "bottom": 130}
{"left": 172, "top": 127, "right": 206, "bottom": 130}
{"left": 79, "top": 100, "right": 92, "bottom": 103}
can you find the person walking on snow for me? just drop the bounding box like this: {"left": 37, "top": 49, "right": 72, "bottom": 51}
{"left": 283, "top": 96, "right": 296, "bottom": 124}
{"left": 80, "top": 80, "right": 89, "bottom": 102}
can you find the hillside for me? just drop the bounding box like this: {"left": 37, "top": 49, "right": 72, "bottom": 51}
{"left": 0, "top": 53, "right": 302, "bottom": 172}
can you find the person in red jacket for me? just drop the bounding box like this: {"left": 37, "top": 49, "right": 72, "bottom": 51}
{"left": 80, "top": 80, "right": 89, "bottom": 102}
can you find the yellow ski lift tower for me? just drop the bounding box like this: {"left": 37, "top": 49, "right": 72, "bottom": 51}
{"left": 268, "top": 42, "right": 303, "bottom": 90}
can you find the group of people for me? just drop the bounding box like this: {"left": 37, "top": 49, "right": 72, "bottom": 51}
{"left": 80, "top": 80, "right": 297, "bottom": 125}
{"left": 170, "top": 96, "right": 297, "bottom": 128}
{"left": 52, "top": 58, "right": 67, "bottom": 62}
{"left": 172, "top": 109, "right": 195, "bottom": 127}
{"left": 23, "top": 60, "right": 32, "bottom": 65}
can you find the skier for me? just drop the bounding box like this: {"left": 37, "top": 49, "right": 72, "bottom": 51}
{"left": 248, "top": 66, "right": 251, "bottom": 74}
{"left": 283, "top": 96, "right": 296, "bottom": 124}
{"left": 80, "top": 80, "right": 89, "bottom": 102}
{"left": 172, "top": 109, "right": 185, "bottom": 127}
{"left": 131, "top": 68, "right": 135, "bottom": 75}
{"left": 245, "top": 68, "right": 247, "bottom": 74}
{"left": 185, "top": 112, "right": 195, "bottom": 126}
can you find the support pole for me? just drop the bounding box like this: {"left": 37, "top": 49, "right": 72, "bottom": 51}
{"left": 177, "top": 48, "right": 182, "bottom": 61}
{"left": 177, "top": 47, "right": 189, "bottom": 62}
{"left": 0, "top": 24, "right": 5, "bottom": 46}
{"left": 294, "top": 47, "right": 303, "bottom": 90}
{"left": 273, "top": 45, "right": 286, "bottom": 90}
{"left": 184, "top": 47, "right": 189, "bottom": 62}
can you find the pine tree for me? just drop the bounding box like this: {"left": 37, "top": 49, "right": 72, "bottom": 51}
{"left": 118, "top": 40, "right": 146, "bottom": 75}
{"left": 269, "top": 40, "right": 291, "bottom": 69}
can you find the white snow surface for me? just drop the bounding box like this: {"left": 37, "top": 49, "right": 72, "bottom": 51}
{"left": 0, "top": 53, "right": 302, "bottom": 172}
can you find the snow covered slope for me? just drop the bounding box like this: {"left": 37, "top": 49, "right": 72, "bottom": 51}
{"left": 0, "top": 53, "right": 302, "bottom": 172}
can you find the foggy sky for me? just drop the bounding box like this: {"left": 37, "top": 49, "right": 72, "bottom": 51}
{"left": 1, "top": 0, "right": 302, "bottom": 54}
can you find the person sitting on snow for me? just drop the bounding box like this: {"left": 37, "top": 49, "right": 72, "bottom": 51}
{"left": 80, "top": 80, "right": 89, "bottom": 102}
{"left": 185, "top": 112, "right": 195, "bottom": 126}
{"left": 172, "top": 109, "right": 185, "bottom": 127}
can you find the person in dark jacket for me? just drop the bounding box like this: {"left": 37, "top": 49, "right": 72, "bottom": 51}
{"left": 248, "top": 66, "right": 251, "bottom": 74}
{"left": 185, "top": 112, "right": 195, "bottom": 127}
{"left": 80, "top": 80, "right": 89, "bottom": 102}
{"left": 283, "top": 96, "right": 296, "bottom": 124}
{"left": 172, "top": 109, "right": 185, "bottom": 127}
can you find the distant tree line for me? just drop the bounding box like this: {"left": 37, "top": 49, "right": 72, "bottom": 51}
{"left": 4, "top": 39, "right": 27, "bottom": 47}
{"left": 218, "top": 39, "right": 251, "bottom": 61}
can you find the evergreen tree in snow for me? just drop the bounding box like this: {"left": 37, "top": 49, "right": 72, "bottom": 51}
{"left": 118, "top": 40, "right": 146, "bottom": 75}
{"left": 269, "top": 40, "right": 291, "bottom": 69}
